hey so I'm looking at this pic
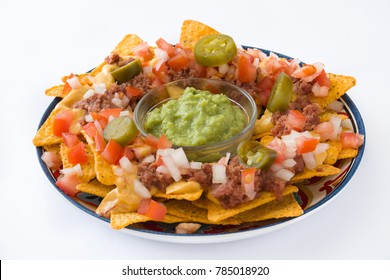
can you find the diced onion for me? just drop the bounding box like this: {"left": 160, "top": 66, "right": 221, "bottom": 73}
{"left": 41, "top": 151, "right": 62, "bottom": 170}
{"left": 327, "top": 100, "right": 344, "bottom": 112}
{"left": 329, "top": 116, "right": 342, "bottom": 140}
{"left": 243, "top": 183, "right": 256, "bottom": 200}
{"left": 84, "top": 114, "right": 94, "bottom": 123}
{"left": 312, "top": 82, "right": 329, "bottom": 97}
{"left": 271, "top": 163, "right": 283, "bottom": 172}
{"left": 218, "top": 64, "right": 229, "bottom": 75}
{"left": 119, "top": 156, "right": 135, "bottom": 173}
{"left": 60, "top": 163, "right": 83, "bottom": 176}
{"left": 119, "top": 110, "right": 130, "bottom": 117}
{"left": 154, "top": 48, "right": 169, "bottom": 62}
{"left": 282, "top": 158, "right": 297, "bottom": 168}
{"left": 142, "top": 155, "right": 155, "bottom": 164}
{"left": 162, "top": 156, "right": 182, "bottom": 182}
{"left": 94, "top": 83, "right": 106, "bottom": 94}
{"left": 170, "top": 148, "right": 190, "bottom": 169}
{"left": 121, "top": 95, "right": 130, "bottom": 108}
{"left": 189, "top": 161, "right": 202, "bottom": 170}
{"left": 112, "top": 97, "right": 122, "bottom": 107}
{"left": 212, "top": 164, "right": 227, "bottom": 184}
{"left": 313, "top": 143, "right": 329, "bottom": 155}
{"left": 83, "top": 89, "right": 95, "bottom": 99}
{"left": 67, "top": 76, "right": 81, "bottom": 89}
{"left": 252, "top": 57, "right": 260, "bottom": 68}
{"left": 113, "top": 166, "right": 124, "bottom": 176}
{"left": 156, "top": 165, "right": 169, "bottom": 174}
{"left": 302, "top": 152, "right": 317, "bottom": 170}
{"left": 94, "top": 120, "right": 103, "bottom": 135}
{"left": 341, "top": 119, "right": 353, "bottom": 130}
{"left": 217, "top": 152, "right": 231, "bottom": 166}
{"left": 134, "top": 179, "right": 151, "bottom": 199}
{"left": 142, "top": 65, "right": 153, "bottom": 74}
{"left": 274, "top": 168, "right": 294, "bottom": 181}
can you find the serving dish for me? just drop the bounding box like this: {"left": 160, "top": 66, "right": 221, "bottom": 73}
{"left": 36, "top": 48, "right": 365, "bottom": 243}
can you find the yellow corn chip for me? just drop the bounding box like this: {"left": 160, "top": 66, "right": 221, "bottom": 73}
{"left": 338, "top": 148, "right": 358, "bottom": 159}
{"left": 112, "top": 34, "right": 144, "bottom": 57}
{"left": 45, "top": 85, "right": 66, "bottom": 98}
{"left": 319, "top": 111, "right": 348, "bottom": 122}
{"left": 207, "top": 185, "right": 299, "bottom": 222}
{"left": 290, "top": 164, "right": 341, "bottom": 183}
{"left": 59, "top": 142, "right": 96, "bottom": 182}
{"left": 324, "top": 140, "right": 343, "bottom": 165}
{"left": 191, "top": 195, "right": 208, "bottom": 209}
{"left": 236, "top": 194, "right": 303, "bottom": 222}
{"left": 42, "top": 144, "right": 61, "bottom": 154}
{"left": 110, "top": 212, "right": 188, "bottom": 230}
{"left": 310, "top": 74, "right": 356, "bottom": 108}
{"left": 32, "top": 106, "right": 64, "bottom": 147}
{"left": 166, "top": 199, "right": 242, "bottom": 225}
{"left": 180, "top": 20, "right": 219, "bottom": 49}
{"left": 76, "top": 179, "right": 115, "bottom": 198}
{"left": 154, "top": 189, "right": 203, "bottom": 201}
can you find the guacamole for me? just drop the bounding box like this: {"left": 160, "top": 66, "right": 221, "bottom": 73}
{"left": 144, "top": 87, "right": 247, "bottom": 146}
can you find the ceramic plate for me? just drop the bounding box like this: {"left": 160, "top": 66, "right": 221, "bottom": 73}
{"left": 36, "top": 48, "right": 365, "bottom": 243}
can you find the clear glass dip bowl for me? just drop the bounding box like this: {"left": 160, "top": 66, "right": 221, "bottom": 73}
{"left": 134, "top": 78, "right": 257, "bottom": 162}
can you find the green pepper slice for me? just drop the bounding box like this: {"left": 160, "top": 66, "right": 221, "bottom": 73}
{"left": 266, "top": 72, "right": 293, "bottom": 113}
{"left": 111, "top": 59, "right": 142, "bottom": 84}
{"left": 194, "top": 34, "right": 237, "bottom": 67}
{"left": 103, "top": 116, "right": 138, "bottom": 146}
{"left": 237, "top": 140, "right": 276, "bottom": 170}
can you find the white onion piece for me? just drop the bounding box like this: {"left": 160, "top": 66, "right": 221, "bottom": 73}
{"left": 142, "top": 65, "right": 153, "bottom": 74}
{"left": 312, "top": 82, "right": 329, "bottom": 97}
{"left": 162, "top": 156, "right": 182, "bottom": 182}
{"left": 218, "top": 64, "right": 229, "bottom": 75}
{"left": 313, "top": 143, "right": 330, "bottom": 155}
{"left": 94, "top": 83, "right": 106, "bottom": 94}
{"left": 189, "top": 161, "right": 202, "bottom": 170}
{"left": 282, "top": 158, "right": 297, "bottom": 168}
{"left": 341, "top": 119, "right": 353, "bottom": 130}
{"left": 84, "top": 114, "right": 94, "bottom": 123}
{"left": 271, "top": 163, "right": 283, "bottom": 172}
{"left": 156, "top": 165, "right": 169, "bottom": 174}
{"left": 142, "top": 154, "right": 155, "bottom": 164}
{"left": 302, "top": 62, "right": 324, "bottom": 82}
{"left": 329, "top": 116, "right": 342, "bottom": 140}
{"left": 252, "top": 57, "right": 260, "bottom": 68}
{"left": 111, "top": 97, "right": 122, "bottom": 108}
{"left": 94, "top": 120, "right": 103, "bottom": 135}
{"left": 134, "top": 179, "right": 151, "bottom": 199}
{"left": 60, "top": 163, "right": 83, "bottom": 176}
{"left": 212, "top": 164, "right": 227, "bottom": 184}
{"left": 119, "top": 156, "right": 135, "bottom": 173}
{"left": 67, "top": 76, "right": 81, "bottom": 89}
{"left": 108, "top": 115, "right": 115, "bottom": 123}
{"left": 121, "top": 95, "right": 130, "bottom": 108}
{"left": 218, "top": 152, "right": 231, "bottom": 166}
{"left": 302, "top": 152, "right": 317, "bottom": 170}
{"left": 113, "top": 166, "right": 124, "bottom": 176}
{"left": 327, "top": 100, "right": 344, "bottom": 112}
{"left": 41, "top": 151, "right": 62, "bottom": 170}
{"left": 274, "top": 168, "right": 294, "bottom": 181}
{"left": 244, "top": 183, "right": 256, "bottom": 200}
{"left": 119, "top": 110, "right": 130, "bottom": 117}
{"left": 170, "top": 148, "right": 190, "bottom": 169}
{"left": 83, "top": 89, "right": 95, "bottom": 99}
{"left": 154, "top": 48, "right": 169, "bottom": 62}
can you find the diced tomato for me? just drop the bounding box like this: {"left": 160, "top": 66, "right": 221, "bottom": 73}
{"left": 340, "top": 132, "right": 364, "bottom": 149}
{"left": 53, "top": 110, "right": 74, "bottom": 137}
{"left": 314, "top": 122, "right": 334, "bottom": 141}
{"left": 99, "top": 108, "right": 122, "bottom": 119}
{"left": 314, "top": 70, "right": 330, "bottom": 87}
{"left": 100, "top": 139, "right": 124, "bottom": 165}
{"left": 137, "top": 198, "right": 167, "bottom": 221}
{"left": 292, "top": 64, "right": 317, "bottom": 78}
{"left": 68, "top": 142, "right": 88, "bottom": 165}
{"left": 156, "top": 38, "right": 175, "bottom": 57}
{"left": 123, "top": 146, "right": 135, "bottom": 161}
{"left": 90, "top": 112, "right": 108, "bottom": 130}
{"left": 257, "top": 76, "right": 274, "bottom": 106}
{"left": 125, "top": 86, "right": 142, "bottom": 97}
{"left": 158, "top": 134, "right": 173, "bottom": 149}
{"left": 144, "top": 134, "right": 159, "bottom": 149}
{"left": 94, "top": 133, "right": 106, "bottom": 153}
{"left": 237, "top": 53, "right": 257, "bottom": 83}
{"left": 132, "top": 42, "right": 154, "bottom": 61}
{"left": 296, "top": 136, "right": 319, "bottom": 154}
{"left": 61, "top": 73, "right": 74, "bottom": 96}
{"left": 62, "top": 132, "right": 80, "bottom": 148}
{"left": 56, "top": 173, "right": 81, "bottom": 197}
{"left": 194, "top": 64, "right": 207, "bottom": 78}
{"left": 155, "top": 155, "right": 164, "bottom": 167}
{"left": 241, "top": 167, "right": 256, "bottom": 187}
{"left": 266, "top": 138, "right": 287, "bottom": 164}
{"left": 83, "top": 122, "right": 98, "bottom": 138}
{"left": 286, "top": 110, "right": 306, "bottom": 132}
{"left": 41, "top": 151, "right": 62, "bottom": 170}
{"left": 153, "top": 61, "right": 170, "bottom": 83}
{"left": 167, "top": 53, "right": 189, "bottom": 70}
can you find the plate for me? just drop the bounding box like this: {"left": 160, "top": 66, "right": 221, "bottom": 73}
{"left": 36, "top": 48, "right": 365, "bottom": 243}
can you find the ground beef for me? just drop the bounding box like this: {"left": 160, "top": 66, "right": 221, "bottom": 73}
{"left": 270, "top": 113, "right": 290, "bottom": 138}
{"left": 293, "top": 155, "right": 305, "bottom": 174}
{"left": 260, "top": 172, "right": 286, "bottom": 200}
{"left": 72, "top": 92, "right": 118, "bottom": 113}
{"left": 293, "top": 78, "right": 313, "bottom": 96}
{"left": 137, "top": 162, "right": 174, "bottom": 192}
{"left": 303, "top": 103, "right": 321, "bottom": 130}
{"left": 168, "top": 67, "right": 200, "bottom": 80}
{"left": 186, "top": 164, "right": 213, "bottom": 188}
{"left": 104, "top": 52, "right": 120, "bottom": 65}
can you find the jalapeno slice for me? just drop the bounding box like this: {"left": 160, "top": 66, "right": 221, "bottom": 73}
{"left": 103, "top": 116, "right": 138, "bottom": 146}
{"left": 266, "top": 72, "right": 293, "bottom": 113}
{"left": 111, "top": 59, "right": 142, "bottom": 84}
{"left": 237, "top": 140, "right": 276, "bottom": 170}
{"left": 194, "top": 34, "right": 237, "bottom": 67}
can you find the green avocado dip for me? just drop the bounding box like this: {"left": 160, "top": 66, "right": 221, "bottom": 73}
{"left": 144, "top": 87, "right": 247, "bottom": 146}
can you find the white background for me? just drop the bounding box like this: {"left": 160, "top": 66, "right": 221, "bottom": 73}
{"left": 1, "top": 0, "right": 389, "bottom": 260}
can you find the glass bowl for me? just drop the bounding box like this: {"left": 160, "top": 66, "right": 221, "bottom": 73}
{"left": 134, "top": 78, "right": 257, "bottom": 162}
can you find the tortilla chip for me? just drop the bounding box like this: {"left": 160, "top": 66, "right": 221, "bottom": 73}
{"left": 207, "top": 185, "right": 299, "bottom": 222}
{"left": 32, "top": 106, "right": 64, "bottom": 147}
{"left": 338, "top": 148, "right": 358, "bottom": 159}
{"left": 154, "top": 189, "right": 203, "bottom": 201}
{"left": 236, "top": 194, "right": 303, "bottom": 222}
{"left": 310, "top": 74, "right": 356, "bottom": 108}
{"left": 42, "top": 144, "right": 61, "bottom": 154}
{"left": 290, "top": 164, "right": 341, "bottom": 183}
{"left": 90, "top": 62, "right": 107, "bottom": 77}
{"left": 112, "top": 34, "right": 144, "bottom": 57}
{"left": 110, "top": 212, "right": 188, "bottom": 230}
{"left": 259, "top": 135, "right": 274, "bottom": 146}
{"left": 45, "top": 85, "right": 66, "bottom": 98}
{"left": 319, "top": 111, "right": 348, "bottom": 122}
{"left": 180, "top": 20, "right": 219, "bottom": 49}
{"left": 191, "top": 195, "right": 208, "bottom": 209}
{"left": 324, "top": 140, "right": 343, "bottom": 165}
{"left": 76, "top": 179, "right": 115, "bottom": 197}
{"left": 59, "top": 142, "right": 96, "bottom": 182}
{"left": 166, "top": 199, "right": 242, "bottom": 225}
